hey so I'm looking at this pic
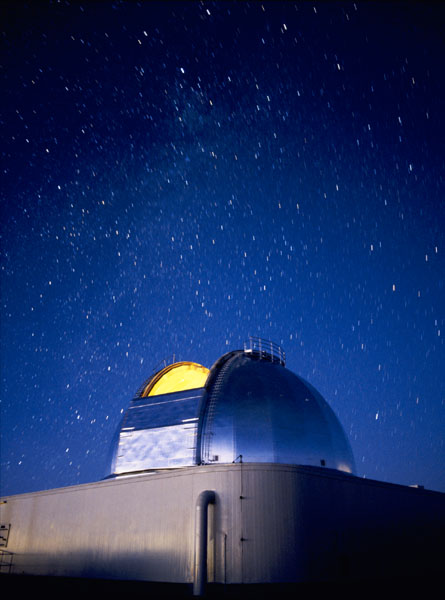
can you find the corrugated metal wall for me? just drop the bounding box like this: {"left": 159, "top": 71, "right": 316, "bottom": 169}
{"left": 1, "top": 464, "right": 444, "bottom": 584}
{"left": 1, "top": 466, "right": 242, "bottom": 583}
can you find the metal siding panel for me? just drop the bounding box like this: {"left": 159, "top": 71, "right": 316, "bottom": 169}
{"left": 126, "top": 390, "right": 203, "bottom": 430}
{"left": 240, "top": 466, "right": 301, "bottom": 583}
{"left": 116, "top": 423, "right": 197, "bottom": 472}
{"left": 112, "top": 389, "right": 205, "bottom": 474}
{"left": 1, "top": 473, "right": 196, "bottom": 582}
{"left": 0, "top": 467, "right": 245, "bottom": 583}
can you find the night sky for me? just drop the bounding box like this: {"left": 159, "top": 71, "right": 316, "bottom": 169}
{"left": 1, "top": 1, "right": 444, "bottom": 497}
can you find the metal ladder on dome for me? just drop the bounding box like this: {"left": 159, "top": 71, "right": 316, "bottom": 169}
{"left": 202, "top": 356, "right": 236, "bottom": 463}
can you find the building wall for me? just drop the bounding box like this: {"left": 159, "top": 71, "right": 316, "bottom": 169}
{"left": 1, "top": 464, "right": 444, "bottom": 583}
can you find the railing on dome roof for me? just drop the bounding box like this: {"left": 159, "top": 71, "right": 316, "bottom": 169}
{"left": 134, "top": 354, "right": 178, "bottom": 398}
{"left": 243, "top": 336, "right": 286, "bottom": 366}
{"left": 151, "top": 354, "right": 178, "bottom": 374}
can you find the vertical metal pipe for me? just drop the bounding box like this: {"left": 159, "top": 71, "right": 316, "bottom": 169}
{"left": 193, "top": 490, "right": 216, "bottom": 596}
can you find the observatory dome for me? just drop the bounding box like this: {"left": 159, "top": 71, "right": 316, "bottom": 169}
{"left": 109, "top": 339, "right": 356, "bottom": 477}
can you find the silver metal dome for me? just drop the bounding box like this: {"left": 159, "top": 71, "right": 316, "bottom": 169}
{"left": 108, "top": 340, "right": 356, "bottom": 477}
{"left": 198, "top": 349, "right": 356, "bottom": 474}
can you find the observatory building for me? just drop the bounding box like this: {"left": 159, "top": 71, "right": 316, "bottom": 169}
{"left": 108, "top": 339, "right": 355, "bottom": 477}
{"left": 1, "top": 338, "right": 444, "bottom": 593}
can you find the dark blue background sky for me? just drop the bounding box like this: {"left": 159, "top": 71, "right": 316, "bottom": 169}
{"left": 1, "top": 1, "right": 444, "bottom": 496}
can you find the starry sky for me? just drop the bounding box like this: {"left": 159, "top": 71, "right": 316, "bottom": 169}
{"left": 1, "top": 1, "right": 444, "bottom": 497}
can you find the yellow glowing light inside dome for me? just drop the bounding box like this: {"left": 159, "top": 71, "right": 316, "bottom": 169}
{"left": 142, "top": 362, "right": 209, "bottom": 397}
